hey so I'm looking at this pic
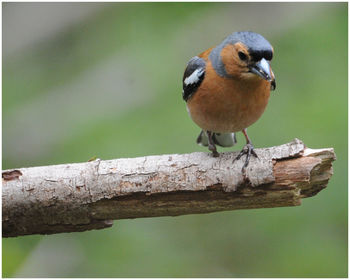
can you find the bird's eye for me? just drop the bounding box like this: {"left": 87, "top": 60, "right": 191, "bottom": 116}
{"left": 238, "top": 51, "right": 248, "bottom": 61}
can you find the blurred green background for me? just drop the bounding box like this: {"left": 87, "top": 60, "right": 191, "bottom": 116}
{"left": 2, "top": 2, "right": 347, "bottom": 277}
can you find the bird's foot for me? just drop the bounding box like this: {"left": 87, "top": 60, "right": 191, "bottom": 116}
{"left": 208, "top": 143, "right": 219, "bottom": 157}
{"left": 234, "top": 143, "right": 258, "bottom": 174}
{"left": 210, "top": 150, "right": 220, "bottom": 157}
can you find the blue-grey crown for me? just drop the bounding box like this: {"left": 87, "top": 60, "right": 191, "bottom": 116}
{"left": 225, "top": 31, "right": 273, "bottom": 61}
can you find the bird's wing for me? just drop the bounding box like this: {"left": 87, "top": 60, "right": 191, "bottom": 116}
{"left": 271, "top": 80, "right": 276, "bottom": 91}
{"left": 182, "top": 56, "right": 206, "bottom": 101}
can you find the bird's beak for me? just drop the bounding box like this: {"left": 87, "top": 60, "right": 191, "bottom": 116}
{"left": 250, "top": 58, "right": 274, "bottom": 82}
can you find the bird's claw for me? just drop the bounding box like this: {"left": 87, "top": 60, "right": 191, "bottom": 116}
{"left": 234, "top": 143, "right": 258, "bottom": 174}
{"left": 208, "top": 143, "right": 219, "bottom": 157}
{"left": 211, "top": 150, "right": 219, "bottom": 157}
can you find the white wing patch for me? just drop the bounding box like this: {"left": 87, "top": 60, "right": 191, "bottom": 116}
{"left": 184, "top": 69, "right": 204, "bottom": 86}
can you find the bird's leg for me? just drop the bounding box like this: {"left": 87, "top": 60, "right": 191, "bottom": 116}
{"left": 206, "top": 131, "right": 219, "bottom": 157}
{"left": 234, "top": 129, "right": 258, "bottom": 173}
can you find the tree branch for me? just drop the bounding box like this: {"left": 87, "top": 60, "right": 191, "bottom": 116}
{"left": 2, "top": 139, "right": 335, "bottom": 237}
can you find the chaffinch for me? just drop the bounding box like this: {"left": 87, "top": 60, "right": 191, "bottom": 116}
{"left": 182, "top": 31, "right": 276, "bottom": 173}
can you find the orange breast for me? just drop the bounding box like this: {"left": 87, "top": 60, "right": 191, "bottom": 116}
{"left": 187, "top": 61, "right": 271, "bottom": 133}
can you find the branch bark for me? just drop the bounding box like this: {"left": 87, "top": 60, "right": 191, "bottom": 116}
{"left": 3, "top": 139, "right": 335, "bottom": 237}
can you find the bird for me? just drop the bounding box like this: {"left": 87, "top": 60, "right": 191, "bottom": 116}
{"left": 182, "top": 31, "right": 276, "bottom": 173}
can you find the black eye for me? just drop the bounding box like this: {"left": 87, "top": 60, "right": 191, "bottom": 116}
{"left": 264, "top": 51, "right": 273, "bottom": 61}
{"left": 238, "top": 51, "right": 248, "bottom": 61}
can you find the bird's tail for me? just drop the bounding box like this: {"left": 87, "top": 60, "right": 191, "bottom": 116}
{"left": 196, "top": 130, "right": 237, "bottom": 148}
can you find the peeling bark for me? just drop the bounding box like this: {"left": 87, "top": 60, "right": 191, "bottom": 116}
{"left": 2, "top": 139, "right": 336, "bottom": 237}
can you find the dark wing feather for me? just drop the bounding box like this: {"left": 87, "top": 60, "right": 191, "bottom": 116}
{"left": 271, "top": 80, "right": 276, "bottom": 91}
{"left": 182, "top": 56, "right": 206, "bottom": 101}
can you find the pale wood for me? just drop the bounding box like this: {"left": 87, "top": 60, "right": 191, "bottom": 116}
{"left": 2, "top": 139, "right": 335, "bottom": 237}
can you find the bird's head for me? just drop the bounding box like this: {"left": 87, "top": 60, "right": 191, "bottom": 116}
{"left": 209, "top": 31, "right": 276, "bottom": 90}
